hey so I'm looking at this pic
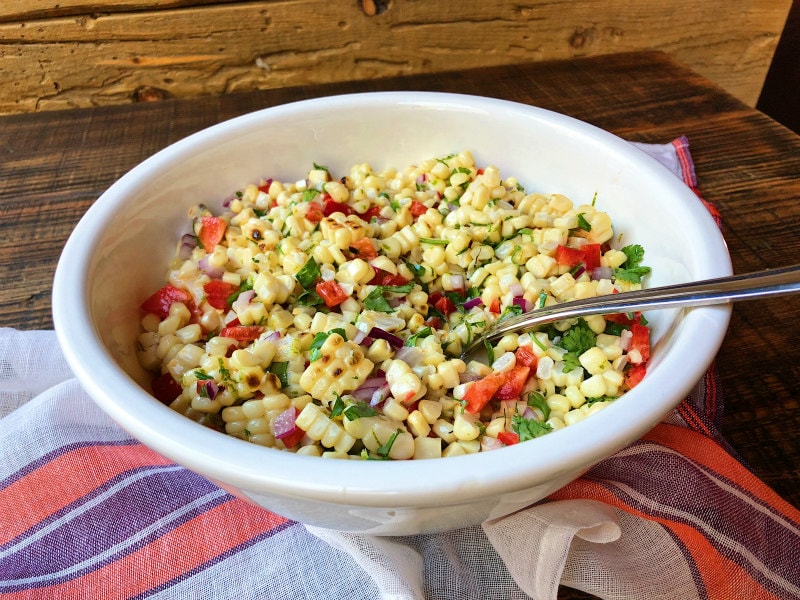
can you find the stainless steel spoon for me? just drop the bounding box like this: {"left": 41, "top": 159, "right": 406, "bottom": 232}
{"left": 461, "top": 264, "right": 800, "bottom": 360}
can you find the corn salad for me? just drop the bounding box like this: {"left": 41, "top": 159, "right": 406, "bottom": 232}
{"left": 137, "top": 151, "right": 652, "bottom": 460}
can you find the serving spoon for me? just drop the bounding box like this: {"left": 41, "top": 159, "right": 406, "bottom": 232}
{"left": 461, "top": 263, "right": 800, "bottom": 360}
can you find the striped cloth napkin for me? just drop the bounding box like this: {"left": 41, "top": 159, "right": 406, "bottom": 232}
{"left": 2, "top": 139, "right": 799, "bottom": 600}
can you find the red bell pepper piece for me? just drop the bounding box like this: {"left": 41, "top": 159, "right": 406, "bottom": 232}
{"left": 219, "top": 325, "right": 265, "bottom": 343}
{"left": 582, "top": 244, "right": 602, "bottom": 270}
{"left": 497, "top": 431, "right": 520, "bottom": 446}
{"left": 151, "top": 372, "right": 182, "bottom": 405}
{"left": 360, "top": 205, "right": 383, "bottom": 222}
{"left": 349, "top": 237, "right": 378, "bottom": 260}
{"left": 316, "top": 280, "right": 349, "bottom": 307}
{"left": 628, "top": 323, "right": 651, "bottom": 363}
{"left": 140, "top": 285, "right": 194, "bottom": 320}
{"left": 625, "top": 363, "right": 647, "bottom": 389}
{"left": 463, "top": 371, "right": 506, "bottom": 414}
{"left": 493, "top": 366, "right": 531, "bottom": 400}
{"left": 409, "top": 200, "right": 428, "bottom": 218}
{"left": 369, "top": 269, "right": 409, "bottom": 287}
{"left": 322, "top": 195, "right": 354, "bottom": 217}
{"left": 197, "top": 216, "right": 227, "bottom": 252}
{"left": 203, "top": 280, "right": 239, "bottom": 310}
{"left": 514, "top": 345, "right": 538, "bottom": 369}
{"left": 305, "top": 202, "right": 324, "bottom": 224}
{"left": 555, "top": 245, "right": 585, "bottom": 267}
{"left": 489, "top": 298, "right": 501, "bottom": 314}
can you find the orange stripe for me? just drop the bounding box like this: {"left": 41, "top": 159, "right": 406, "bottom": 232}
{"left": 1, "top": 499, "right": 289, "bottom": 600}
{"left": 0, "top": 443, "right": 174, "bottom": 545}
{"left": 549, "top": 478, "right": 784, "bottom": 600}
{"left": 643, "top": 424, "right": 800, "bottom": 522}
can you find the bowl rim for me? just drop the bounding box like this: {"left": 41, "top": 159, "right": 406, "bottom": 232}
{"left": 53, "top": 91, "right": 732, "bottom": 508}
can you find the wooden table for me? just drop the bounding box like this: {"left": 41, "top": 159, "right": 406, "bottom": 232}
{"left": 1, "top": 51, "right": 798, "bottom": 598}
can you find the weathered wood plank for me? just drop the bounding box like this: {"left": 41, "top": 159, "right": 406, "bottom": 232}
{"left": 0, "top": 0, "right": 791, "bottom": 114}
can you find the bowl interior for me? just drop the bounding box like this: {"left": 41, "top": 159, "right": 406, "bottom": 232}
{"left": 53, "top": 92, "right": 732, "bottom": 512}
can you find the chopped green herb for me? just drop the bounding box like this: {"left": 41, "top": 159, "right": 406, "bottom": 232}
{"left": 364, "top": 284, "right": 415, "bottom": 313}
{"left": 302, "top": 189, "right": 318, "bottom": 202}
{"left": 576, "top": 213, "right": 592, "bottom": 232}
{"left": 227, "top": 277, "right": 254, "bottom": 305}
{"left": 330, "top": 395, "right": 345, "bottom": 418}
{"left": 498, "top": 304, "right": 524, "bottom": 322}
{"left": 295, "top": 257, "right": 320, "bottom": 289}
{"left": 309, "top": 328, "right": 347, "bottom": 361}
{"left": 267, "top": 362, "right": 290, "bottom": 388}
{"left": 483, "top": 338, "right": 495, "bottom": 364}
{"left": 344, "top": 402, "right": 379, "bottom": 420}
{"left": 406, "top": 327, "right": 433, "bottom": 346}
{"left": 376, "top": 429, "right": 402, "bottom": 458}
{"left": 536, "top": 292, "right": 548, "bottom": 309}
{"left": 191, "top": 369, "right": 214, "bottom": 380}
{"left": 419, "top": 237, "right": 449, "bottom": 245}
{"left": 526, "top": 391, "right": 550, "bottom": 421}
{"left": 614, "top": 244, "right": 651, "bottom": 283}
{"left": 405, "top": 261, "right": 427, "bottom": 281}
{"left": 512, "top": 414, "right": 552, "bottom": 441}
{"left": 297, "top": 289, "right": 324, "bottom": 307}
{"left": 313, "top": 162, "right": 329, "bottom": 172}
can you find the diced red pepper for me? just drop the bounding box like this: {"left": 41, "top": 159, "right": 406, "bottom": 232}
{"left": 514, "top": 345, "right": 538, "bottom": 369}
{"left": 497, "top": 431, "right": 520, "bottom": 446}
{"left": 257, "top": 179, "right": 273, "bottom": 194}
{"left": 493, "top": 366, "right": 531, "bottom": 400}
{"left": 369, "top": 269, "right": 409, "bottom": 287}
{"left": 349, "top": 237, "right": 378, "bottom": 260}
{"left": 219, "top": 325, "right": 265, "bottom": 342}
{"left": 628, "top": 323, "right": 651, "bottom": 363}
{"left": 360, "top": 205, "right": 383, "bottom": 222}
{"left": 625, "top": 363, "right": 647, "bottom": 389}
{"left": 203, "top": 280, "right": 239, "bottom": 310}
{"left": 582, "top": 244, "right": 602, "bottom": 270}
{"left": 322, "top": 194, "right": 354, "bottom": 217}
{"left": 463, "top": 371, "right": 506, "bottom": 414}
{"left": 198, "top": 216, "right": 227, "bottom": 252}
{"left": 489, "top": 298, "right": 501, "bottom": 314}
{"left": 409, "top": 200, "right": 428, "bottom": 218}
{"left": 555, "top": 245, "right": 585, "bottom": 267}
{"left": 305, "top": 202, "right": 324, "bottom": 224}
{"left": 151, "top": 372, "right": 182, "bottom": 405}
{"left": 605, "top": 311, "right": 644, "bottom": 326}
{"left": 141, "top": 285, "right": 194, "bottom": 320}
{"left": 275, "top": 408, "right": 305, "bottom": 448}
{"left": 316, "top": 280, "right": 349, "bottom": 307}
{"left": 429, "top": 292, "right": 457, "bottom": 316}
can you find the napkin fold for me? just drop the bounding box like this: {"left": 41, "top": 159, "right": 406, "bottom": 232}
{"left": 2, "top": 138, "right": 799, "bottom": 600}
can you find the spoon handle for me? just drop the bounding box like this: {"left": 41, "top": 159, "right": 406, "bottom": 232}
{"left": 463, "top": 264, "right": 800, "bottom": 358}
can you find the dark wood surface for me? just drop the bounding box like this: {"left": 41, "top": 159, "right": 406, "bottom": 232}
{"left": 1, "top": 51, "right": 798, "bottom": 599}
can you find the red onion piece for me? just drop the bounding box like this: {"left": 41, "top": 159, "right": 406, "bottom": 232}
{"left": 231, "top": 289, "right": 255, "bottom": 314}
{"left": 394, "top": 346, "right": 423, "bottom": 367}
{"left": 513, "top": 296, "right": 533, "bottom": 312}
{"left": 509, "top": 282, "right": 524, "bottom": 298}
{"left": 592, "top": 266, "right": 614, "bottom": 281}
{"left": 198, "top": 256, "right": 224, "bottom": 279}
{"left": 481, "top": 436, "right": 505, "bottom": 452}
{"left": 273, "top": 407, "right": 299, "bottom": 440}
{"left": 463, "top": 296, "right": 483, "bottom": 310}
{"left": 179, "top": 234, "right": 196, "bottom": 260}
{"left": 368, "top": 327, "right": 404, "bottom": 348}
{"left": 352, "top": 376, "right": 389, "bottom": 402}
{"left": 197, "top": 379, "right": 219, "bottom": 400}
{"left": 449, "top": 274, "right": 465, "bottom": 291}
{"left": 370, "top": 383, "right": 391, "bottom": 406}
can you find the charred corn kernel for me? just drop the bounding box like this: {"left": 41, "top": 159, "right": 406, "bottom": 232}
{"left": 299, "top": 333, "right": 374, "bottom": 402}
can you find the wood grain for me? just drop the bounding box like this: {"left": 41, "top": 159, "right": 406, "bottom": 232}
{"left": 1, "top": 51, "right": 798, "bottom": 599}
{"left": 0, "top": 0, "right": 791, "bottom": 114}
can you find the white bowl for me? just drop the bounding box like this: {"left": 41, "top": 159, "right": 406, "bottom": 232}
{"left": 53, "top": 92, "right": 731, "bottom": 535}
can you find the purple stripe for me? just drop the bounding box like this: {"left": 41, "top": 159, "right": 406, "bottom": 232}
{"left": 131, "top": 521, "right": 298, "bottom": 600}
{"left": 0, "top": 467, "right": 228, "bottom": 591}
{"left": 0, "top": 439, "right": 142, "bottom": 492}
{"left": 587, "top": 443, "right": 800, "bottom": 595}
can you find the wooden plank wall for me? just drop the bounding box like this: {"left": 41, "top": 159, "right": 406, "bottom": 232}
{"left": 0, "top": 0, "right": 792, "bottom": 115}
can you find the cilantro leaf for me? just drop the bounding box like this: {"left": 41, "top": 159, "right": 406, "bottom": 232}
{"left": 576, "top": 213, "right": 592, "bottom": 232}
{"left": 295, "top": 257, "right": 320, "bottom": 289}
{"left": 406, "top": 327, "right": 433, "bottom": 346}
{"left": 376, "top": 429, "right": 401, "bottom": 458}
{"left": 344, "top": 402, "right": 379, "bottom": 420}
{"left": 267, "top": 362, "right": 290, "bottom": 388}
{"left": 498, "top": 304, "right": 523, "bottom": 322}
{"left": 526, "top": 391, "right": 550, "bottom": 421}
{"left": 614, "top": 244, "right": 651, "bottom": 284}
{"left": 308, "top": 328, "right": 347, "bottom": 361}
{"left": 363, "top": 284, "right": 414, "bottom": 313}
{"left": 330, "top": 395, "right": 345, "bottom": 418}
{"left": 227, "top": 277, "right": 254, "bottom": 305}
{"left": 559, "top": 319, "right": 596, "bottom": 374}
{"left": 512, "top": 414, "right": 552, "bottom": 442}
